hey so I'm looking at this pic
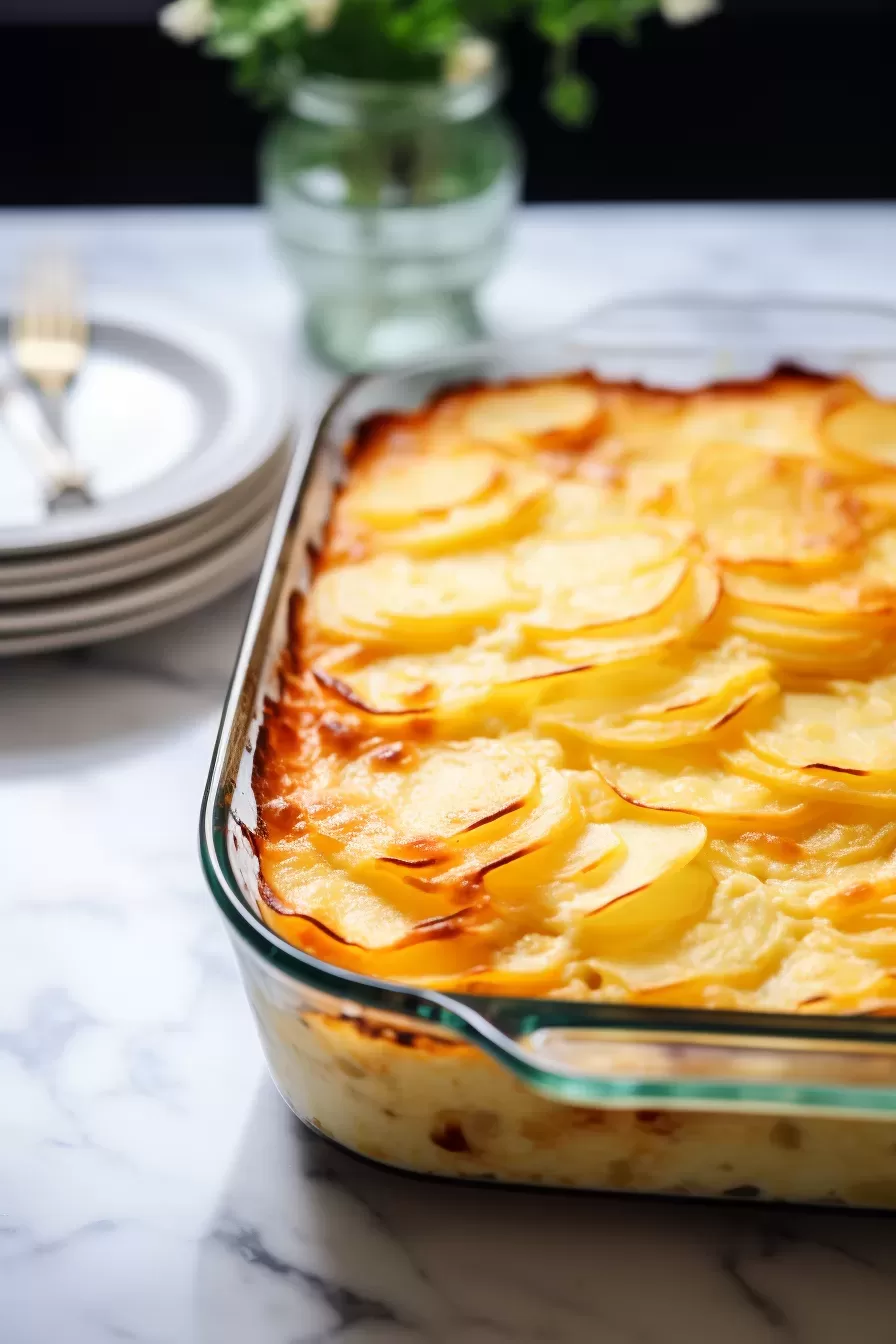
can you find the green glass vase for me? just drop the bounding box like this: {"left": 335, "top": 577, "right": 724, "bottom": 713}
{"left": 261, "top": 68, "right": 522, "bottom": 371}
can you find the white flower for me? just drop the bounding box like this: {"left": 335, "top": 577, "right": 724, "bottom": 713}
{"left": 159, "top": 0, "right": 214, "bottom": 43}
{"left": 445, "top": 36, "right": 495, "bottom": 86}
{"left": 659, "top": 0, "right": 717, "bottom": 24}
{"left": 302, "top": 0, "right": 340, "bottom": 34}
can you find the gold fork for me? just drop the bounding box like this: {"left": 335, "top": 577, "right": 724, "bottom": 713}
{"left": 10, "top": 250, "right": 92, "bottom": 511}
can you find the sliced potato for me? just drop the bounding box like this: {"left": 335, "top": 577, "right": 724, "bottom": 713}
{"left": 723, "top": 745, "right": 896, "bottom": 809}
{"left": 852, "top": 477, "right": 896, "bottom": 529}
{"left": 723, "top": 568, "right": 896, "bottom": 623}
{"left": 561, "top": 817, "right": 707, "bottom": 922}
{"left": 856, "top": 528, "right": 896, "bottom": 596}
{"left": 453, "top": 932, "right": 572, "bottom": 996}
{"left": 583, "top": 863, "right": 714, "bottom": 949}
{"left": 823, "top": 398, "right": 896, "bottom": 471}
{"left": 596, "top": 751, "right": 809, "bottom": 823}
{"left": 751, "top": 930, "right": 892, "bottom": 1013}
{"left": 520, "top": 534, "right": 700, "bottom": 645}
{"left": 535, "top": 560, "right": 721, "bottom": 665}
{"left": 311, "top": 636, "right": 663, "bottom": 721}
{"left": 597, "top": 386, "right": 685, "bottom": 456}
{"left": 343, "top": 761, "right": 586, "bottom": 909}
{"left": 259, "top": 831, "right": 514, "bottom": 981}
{"left": 726, "top": 609, "right": 887, "bottom": 674}
{"left": 300, "top": 735, "right": 585, "bottom": 916}
{"left": 307, "top": 552, "right": 531, "bottom": 648}
{"left": 709, "top": 814, "right": 896, "bottom": 888}
{"left": 588, "top": 879, "right": 795, "bottom": 999}
{"left": 332, "top": 450, "right": 549, "bottom": 559}
{"left": 729, "top": 611, "right": 878, "bottom": 649}
{"left": 555, "top": 683, "right": 773, "bottom": 753}
{"left": 780, "top": 852, "right": 896, "bottom": 925}
{"left": 540, "top": 474, "right": 680, "bottom": 533}
{"left": 689, "top": 443, "right": 863, "bottom": 571}
{"left": 368, "top": 763, "right": 586, "bottom": 907}
{"left": 432, "top": 374, "right": 604, "bottom": 451}
{"left": 484, "top": 821, "right": 623, "bottom": 900}
{"left": 678, "top": 378, "right": 850, "bottom": 457}
{"left": 308, "top": 737, "right": 541, "bottom": 858}
{"left": 466, "top": 765, "right": 584, "bottom": 890}
{"left": 348, "top": 451, "right": 501, "bottom": 527}
{"left": 746, "top": 688, "right": 896, "bottom": 778}
{"left": 536, "top": 480, "right": 613, "bottom": 536}
{"left": 540, "top": 640, "right": 777, "bottom": 751}
{"left": 261, "top": 836, "right": 418, "bottom": 949}
{"left": 522, "top": 556, "right": 690, "bottom": 637}
{"left": 378, "top": 464, "right": 549, "bottom": 555}
{"left": 719, "top": 527, "right": 896, "bottom": 628}
{"left": 258, "top": 876, "right": 498, "bottom": 980}
{"left": 517, "top": 523, "right": 687, "bottom": 587}
{"left": 571, "top": 452, "right": 692, "bottom": 520}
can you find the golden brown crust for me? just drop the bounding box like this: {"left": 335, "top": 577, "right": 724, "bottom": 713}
{"left": 254, "top": 369, "right": 896, "bottom": 1013}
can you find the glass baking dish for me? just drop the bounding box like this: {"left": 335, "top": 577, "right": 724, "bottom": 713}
{"left": 201, "top": 296, "right": 896, "bottom": 1208}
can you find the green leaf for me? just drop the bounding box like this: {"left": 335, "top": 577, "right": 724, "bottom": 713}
{"left": 546, "top": 71, "right": 596, "bottom": 124}
{"left": 171, "top": 0, "right": 688, "bottom": 122}
{"left": 254, "top": 0, "right": 303, "bottom": 36}
{"left": 210, "top": 29, "right": 257, "bottom": 57}
{"left": 535, "top": 0, "right": 658, "bottom": 41}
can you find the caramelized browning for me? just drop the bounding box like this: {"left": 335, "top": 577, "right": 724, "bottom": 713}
{"left": 254, "top": 370, "right": 896, "bottom": 1014}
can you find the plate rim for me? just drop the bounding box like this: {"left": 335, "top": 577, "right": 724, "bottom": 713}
{"left": 0, "top": 447, "right": 289, "bottom": 596}
{"left": 0, "top": 511, "right": 274, "bottom": 636}
{"left": 0, "top": 541, "right": 264, "bottom": 657}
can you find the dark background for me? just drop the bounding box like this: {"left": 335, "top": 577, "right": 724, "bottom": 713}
{"left": 0, "top": 0, "right": 891, "bottom": 206}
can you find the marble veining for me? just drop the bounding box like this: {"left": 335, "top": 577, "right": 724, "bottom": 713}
{"left": 5, "top": 206, "right": 896, "bottom": 1343}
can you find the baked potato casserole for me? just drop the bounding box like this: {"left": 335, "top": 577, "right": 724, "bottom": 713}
{"left": 255, "top": 369, "right": 896, "bottom": 1018}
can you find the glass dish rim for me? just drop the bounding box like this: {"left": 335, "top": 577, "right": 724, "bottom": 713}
{"left": 200, "top": 292, "right": 896, "bottom": 1112}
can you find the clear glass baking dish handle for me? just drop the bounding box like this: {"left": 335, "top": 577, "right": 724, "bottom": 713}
{"left": 204, "top": 804, "right": 896, "bottom": 1121}
{"left": 563, "top": 293, "right": 896, "bottom": 396}
{"left": 426, "top": 995, "right": 896, "bottom": 1119}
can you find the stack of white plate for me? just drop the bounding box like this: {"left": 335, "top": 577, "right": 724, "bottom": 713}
{"left": 0, "top": 296, "right": 291, "bottom": 656}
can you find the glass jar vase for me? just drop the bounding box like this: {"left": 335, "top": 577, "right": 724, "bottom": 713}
{"left": 260, "top": 69, "right": 522, "bottom": 371}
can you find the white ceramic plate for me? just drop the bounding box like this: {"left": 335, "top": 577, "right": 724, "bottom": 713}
{"left": 0, "top": 509, "right": 275, "bottom": 639}
{"left": 0, "top": 538, "right": 266, "bottom": 657}
{"left": 0, "top": 446, "right": 290, "bottom": 603}
{"left": 0, "top": 292, "right": 291, "bottom": 554}
{"left": 0, "top": 516, "right": 272, "bottom": 656}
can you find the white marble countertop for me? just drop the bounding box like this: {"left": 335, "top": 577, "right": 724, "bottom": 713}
{"left": 6, "top": 204, "right": 896, "bottom": 1344}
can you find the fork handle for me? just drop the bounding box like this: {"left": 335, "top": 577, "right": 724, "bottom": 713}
{"left": 29, "top": 383, "right": 92, "bottom": 500}
{"left": 33, "top": 384, "right": 67, "bottom": 443}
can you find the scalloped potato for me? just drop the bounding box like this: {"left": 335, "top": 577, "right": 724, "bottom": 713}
{"left": 256, "top": 370, "right": 896, "bottom": 1016}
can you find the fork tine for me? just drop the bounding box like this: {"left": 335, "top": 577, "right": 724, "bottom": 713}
{"left": 41, "top": 254, "right": 61, "bottom": 340}
{"left": 20, "top": 254, "right": 47, "bottom": 338}
{"left": 44, "top": 258, "right": 60, "bottom": 340}
{"left": 20, "top": 248, "right": 80, "bottom": 339}
{"left": 11, "top": 246, "right": 88, "bottom": 393}
{"left": 15, "top": 249, "right": 84, "bottom": 346}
